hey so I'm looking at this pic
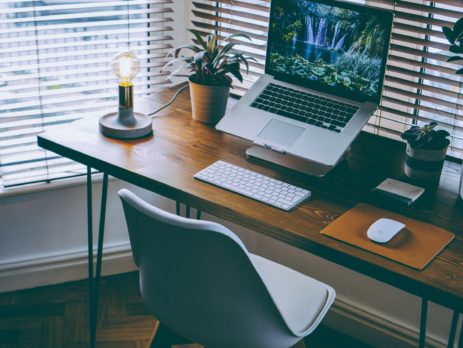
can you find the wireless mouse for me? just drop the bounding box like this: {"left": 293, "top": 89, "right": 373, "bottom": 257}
{"left": 367, "top": 218, "right": 406, "bottom": 244}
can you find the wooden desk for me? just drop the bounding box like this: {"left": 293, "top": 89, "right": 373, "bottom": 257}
{"left": 38, "top": 86, "right": 463, "bottom": 347}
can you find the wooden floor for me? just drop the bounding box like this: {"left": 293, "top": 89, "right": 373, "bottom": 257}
{"left": 0, "top": 272, "right": 371, "bottom": 348}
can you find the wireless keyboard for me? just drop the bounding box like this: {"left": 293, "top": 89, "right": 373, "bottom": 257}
{"left": 193, "top": 161, "right": 311, "bottom": 211}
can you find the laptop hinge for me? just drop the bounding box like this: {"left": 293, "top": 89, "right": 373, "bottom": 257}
{"left": 254, "top": 141, "right": 286, "bottom": 154}
{"left": 246, "top": 145, "right": 334, "bottom": 177}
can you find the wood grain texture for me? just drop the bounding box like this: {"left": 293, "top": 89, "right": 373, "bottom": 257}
{"left": 37, "top": 85, "right": 463, "bottom": 312}
{"left": 0, "top": 272, "right": 365, "bottom": 348}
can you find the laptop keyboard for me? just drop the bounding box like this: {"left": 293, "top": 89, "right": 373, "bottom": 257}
{"left": 250, "top": 83, "right": 359, "bottom": 133}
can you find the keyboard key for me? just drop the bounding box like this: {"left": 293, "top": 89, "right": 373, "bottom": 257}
{"left": 250, "top": 83, "right": 359, "bottom": 133}
{"left": 194, "top": 161, "right": 311, "bottom": 211}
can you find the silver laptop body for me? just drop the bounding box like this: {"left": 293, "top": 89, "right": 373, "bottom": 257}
{"left": 216, "top": 0, "right": 393, "bottom": 176}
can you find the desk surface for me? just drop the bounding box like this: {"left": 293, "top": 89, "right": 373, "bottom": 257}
{"left": 38, "top": 86, "right": 463, "bottom": 311}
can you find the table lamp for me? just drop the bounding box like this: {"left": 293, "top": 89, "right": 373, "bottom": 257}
{"left": 99, "top": 51, "right": 152, "bottom": 139}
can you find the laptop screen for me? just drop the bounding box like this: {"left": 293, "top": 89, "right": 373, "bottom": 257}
{"left": 266, "top": 0, "right": 392, "bottom": 103}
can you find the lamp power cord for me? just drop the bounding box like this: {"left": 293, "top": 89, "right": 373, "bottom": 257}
{"left": 148, "top": 84, "right": 189, "bottom": 117}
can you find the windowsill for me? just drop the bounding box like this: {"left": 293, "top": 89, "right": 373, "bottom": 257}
{"left": 0, "top": 173, "right": 118, "bottom": 199}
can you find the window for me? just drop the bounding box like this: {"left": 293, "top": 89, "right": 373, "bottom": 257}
{"left": 190, "top": 0, "right": 463, "bottom": 159}
{"left": 0, "top": 0, "right": 173, "bottom": 188}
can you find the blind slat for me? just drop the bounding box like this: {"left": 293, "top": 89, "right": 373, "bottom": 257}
{"left": 0, "top": 0, "right": 173, "bottom": 188}
{"left": 1, "top": 83, "right": 170, "bottom": 113}
{"left": 1, "top": 7, "right": 173, "bottom": 25}
{"left": 0, "top": 35, "right": 172, "bottom": 55}
{"left": 191, "top": 0, "right": 463, "bottom": 157}
{"left": 3, "top": 0, "right": 172, "bottom": 14}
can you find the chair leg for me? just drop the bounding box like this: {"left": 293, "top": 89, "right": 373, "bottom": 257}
{"left": 150, "top": 321, "right": 191, "bottom": 348}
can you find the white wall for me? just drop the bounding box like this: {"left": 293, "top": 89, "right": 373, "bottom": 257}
{"left": 0, "top": 178, "right": 165, "bottom": 290}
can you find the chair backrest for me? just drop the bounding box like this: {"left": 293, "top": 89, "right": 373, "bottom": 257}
{"left": 118, "top": 189, "right": 296, "bottom": 348}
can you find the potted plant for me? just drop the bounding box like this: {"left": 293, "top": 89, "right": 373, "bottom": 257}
{"left": 164, "top": 29, "right": 255, "bottom": 123}
{"left": 401, "top": 122, "right": 450, "bottom": 186}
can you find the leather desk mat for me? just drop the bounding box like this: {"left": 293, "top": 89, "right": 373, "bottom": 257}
{"left": 320, "top": 203, "right": 455, "bottom": 270}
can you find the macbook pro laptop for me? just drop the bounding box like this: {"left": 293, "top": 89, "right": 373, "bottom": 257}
{"left": 216, "top": 0, "right": 393, "bottom": 176}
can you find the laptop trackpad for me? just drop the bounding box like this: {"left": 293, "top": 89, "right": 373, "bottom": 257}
{"left": 257, "top": 119, "right": 304, "bottom": 147}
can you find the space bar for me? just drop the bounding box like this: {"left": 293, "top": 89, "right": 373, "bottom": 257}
{"left": 276, "top": 109, "right": 304, "bottom": 122}
{"left": 196, "top": 177, "right": 296, "bottom": 211}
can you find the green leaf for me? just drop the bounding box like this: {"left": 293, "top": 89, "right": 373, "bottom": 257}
{"left": 454, "top": 17, "right": 463, "bottom": 35}
{"left": 227, "top": 67, "right": 243, "bottom": 83}
{"left": 194, "top": 51, "right": 207, "bottom": 70}
{"left": 234, "top": 53, "right": 250, "bottom": 74}
{"left": 166, "top": 45, "right": 201, "bottom": 60}
{"left": 442, "top": 27, "right": 455, "bottom": 44}
{"left": 165, "top": 62, "right": 191, "bottom": 79}
{"left": 223, "top": 33, "right": 253, "bottom": 43}
{"left": 188, "top": 29, "right": 208, "bottom": 50}
{"left": 456, "top": 67, "right": 463, "bottom": 74}
{"left": 206, "top": 34, "right": 216, "bottom": 53}
{"left": 212, "top": 42, "right": 236, "bottom": 67}
{"left": 435, "top": 129, "right": 450, "bottom": 137}
{"left": 447, "top": 55, "right": 463, "bottom": 62}
{"left": 449, "top": 45, "right": 463, "bottom": 54}
{"left": 162, "top": 57, "right": 193, "bottom": 69}
{"left": 216, "top": 42, "right": 237, "bottom": 61}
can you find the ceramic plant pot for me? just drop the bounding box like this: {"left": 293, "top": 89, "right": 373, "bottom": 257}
{"left": 189, "top": 78, "right": 230, "bottom": 123}
{"left": 404, "top": 144, "right": 448, "bottom": 186}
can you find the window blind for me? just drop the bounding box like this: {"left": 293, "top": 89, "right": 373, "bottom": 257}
{"left": 0, "top": 0, "right": 173, "bottom": 188}
{"left": 190, "top": 0, "right": 463, "bottom": 159}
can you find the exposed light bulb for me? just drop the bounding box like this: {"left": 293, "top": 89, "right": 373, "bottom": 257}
{"left": 119, "top": 59, "right": 132, "bottom": 80}
{"left": 99, "top": 50, "right": 152, "bottom": 139}
{"left": 112, "top": 51, "right": 140, "bottom": 86}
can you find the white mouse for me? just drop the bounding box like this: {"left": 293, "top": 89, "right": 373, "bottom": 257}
{"left": 367, "top": 218, "right": 406, "bottom": 244}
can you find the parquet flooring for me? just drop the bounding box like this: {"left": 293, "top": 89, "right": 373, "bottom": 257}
{"left": 0, "top": 272, "right": 370, "bottom": 348}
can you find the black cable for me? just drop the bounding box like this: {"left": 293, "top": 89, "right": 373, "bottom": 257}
{"left": 148, "top": 84, "right": 189, "bottom": 117}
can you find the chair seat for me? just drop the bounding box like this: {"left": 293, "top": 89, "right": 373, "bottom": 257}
{"left": 250, "top": 254, "right": 330, "bottom": 336}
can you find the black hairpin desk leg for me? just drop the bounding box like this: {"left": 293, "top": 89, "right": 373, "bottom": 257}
{"left": 458, "top": 315, "right": 463, "bottom": 348}
{"left": 447, "top": 310, "right": 460, "bottom": 348}
{"left": 419, "top": 299, "right": 428, "bottom": 348}
{"left": 86, "top": 168, "right": 95, "bottom": 348}
{"left": 175, "top": 201, "right": 201, "bottom": 219}
{"left": 87, "top": 169, "right": 108, "bottom": 348}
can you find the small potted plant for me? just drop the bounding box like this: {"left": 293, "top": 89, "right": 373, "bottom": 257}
{"left": 164, "top": 29, "right": 255, "bottom": 123}
{"left": 401, "top": 122, "right": 450, "bottom": 185}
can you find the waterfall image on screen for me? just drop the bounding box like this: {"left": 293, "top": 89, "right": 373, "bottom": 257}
{"left": 268, "top": 0, "right": 388, "bottom": 98}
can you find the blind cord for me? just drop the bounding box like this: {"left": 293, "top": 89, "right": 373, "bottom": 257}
{"left": 149, "top": 84, "right": 189, "bottom": 117}
{"left": 126, "top": 0, "right": 131, "bottom": 50}
{"left": 32, "top": 0, "right": 50, "bottom": 181}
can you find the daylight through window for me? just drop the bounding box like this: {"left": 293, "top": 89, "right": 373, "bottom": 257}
{"left": 191, "top": 0, "right": 463, "bottom": 159}
{"left": 0, "top": 0, "right": 173, "bottom": 188}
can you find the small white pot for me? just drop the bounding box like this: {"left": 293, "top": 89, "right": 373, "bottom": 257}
{"left": 189, "top": 78, "right": 230, "bottom": 123}
{"left": 404, "top": 144, "right": 447, "bottom": 186}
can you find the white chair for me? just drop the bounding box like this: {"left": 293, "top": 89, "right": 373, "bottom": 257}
{"left": 118, "top": 189, "right": 335, "bottom": 348}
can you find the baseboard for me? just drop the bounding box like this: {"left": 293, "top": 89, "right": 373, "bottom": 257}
{"left": 0, "top": 242, "right": 137, "bottom": 293}
{"left": 0, "top": 247, "right": 449, "bottom": 347}
{"left": 327, "top": 296, "right": 447, "bottom": 348}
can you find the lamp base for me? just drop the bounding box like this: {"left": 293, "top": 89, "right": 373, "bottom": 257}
{"left": 99, "top": 112, "right": 153, "bottom": 140}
